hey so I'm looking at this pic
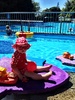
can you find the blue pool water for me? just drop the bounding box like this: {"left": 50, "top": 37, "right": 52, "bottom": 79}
{"left": 12, "top": 22, "right": 75, "bottom": 34}
{"left": 0, "top": 33, "right": 75, "bottom": 72}
{"left": 0, "top": 22, "right": 75, "bottom": 34}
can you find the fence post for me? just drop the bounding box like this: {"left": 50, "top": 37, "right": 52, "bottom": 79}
{"left": 60, "top": 21, "right": 62, "bottom": 34}
{"left": 28, "top": 20, "right": 30, "bottom": 32}
{"left": 7, "top": 13, "right": 10, "bottom": 25}
{"left": 59, "top": 16, "right": 62, "bottom": 34}
{"left": 20, "top": 20, "right": 23, "bottom": 31}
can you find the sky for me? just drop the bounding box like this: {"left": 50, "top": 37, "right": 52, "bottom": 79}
{"left": 34, "top": 0, "right": 67, "bottom": 11}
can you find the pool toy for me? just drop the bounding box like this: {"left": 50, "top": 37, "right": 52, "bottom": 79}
{"left": 15, "top": 31, "right": 34, "bottom": 38}
{"left": 0, "top": 66, "right": 7, "bottom": 77}
{"left": 26, "top": 61, "right": 37, "bottom": 72}
{"left": 0, "top": 57, "right": 69, "bottom": 95}
{"left": 63, "top": 52, "right": 70, "bottom": 59}
{"left": 0, "top": 66, "right": 18, "bottom": 85}
{"left": 63, "top": 52, "right": 74, "bottom": 60}
{"left": 56, "top": 54, "right": 75, "bottom": 66}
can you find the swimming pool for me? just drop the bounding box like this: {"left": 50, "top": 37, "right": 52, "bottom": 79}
{"left": 0, "top": 22, "right": 75, "bottom": 34}
{"left": 0, "top": 33, "right": 75, "bottom": 72}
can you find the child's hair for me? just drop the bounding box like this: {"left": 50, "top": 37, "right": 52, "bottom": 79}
{"left": 6, "top": 25, "right": 10, "bottom": 29}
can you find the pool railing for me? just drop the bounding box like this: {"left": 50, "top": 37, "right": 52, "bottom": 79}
{"left": 0, "top": 12, "right": 75, "bottom": 35}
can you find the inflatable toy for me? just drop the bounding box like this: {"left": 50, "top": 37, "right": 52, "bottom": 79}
{"left": 26, "top": 61, "right": 37, "bottom": 72}
{"left": 0, "top": 66, "right": 18, "bottom": 85}
{"left": 0, "top": 57, "right": 69, "bottom": 95}
{"left": 0, "top": 66, "right": 7, "bottom": 77}
{"left": 15, "top": 31, "right": 34, "bottom": 38}
{"left": 63, "top": 52, "right": 70, "bottom": 59}
{"left": 63, "top": 52, "right": 74, "bottom": 60}
{"left": 56, "top": 54, "right": 75, "bottom": 66}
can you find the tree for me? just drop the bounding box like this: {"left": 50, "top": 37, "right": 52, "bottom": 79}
{"left": 62, "top": 0, "right": 72, "bottom": 11}
{"left": 0, "top": 0, "right": 35, "bottom": 12}
{"left": 49, "top": 7, "right": 61, "bottom": 12}
{"left": 32, "top": 1, "right": 40, "bottom": 12}
{"left": 62, "top": 0, "right": 75, "bottom": 12}
{"left": 42, "top": 7, "right": 61, "bottom": 22}
{"left": 61, "top": 0, "right": 75, "bottom": 18}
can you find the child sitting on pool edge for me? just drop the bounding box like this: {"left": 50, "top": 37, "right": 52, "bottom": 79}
{"left": 11, "top": 37, "right": 52, "bottom": 82}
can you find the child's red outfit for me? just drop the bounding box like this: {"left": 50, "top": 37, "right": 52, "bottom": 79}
{"left": 11, "top": 51, "right": 37, "bottom": 74}
{"left": 11, "top": 37, "right": 52, "bottom": 82}
{"left": 11, "top": 37, "right": 37, "bottom": 75}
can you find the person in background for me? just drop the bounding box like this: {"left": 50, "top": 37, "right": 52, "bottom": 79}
{"left": 68, "top": 28, "right": 73, "bottom": 32}
{"left": 11, "top": 37, "right": 53, "bottom": 82}
{"left": 6, "top": 25, "right": 12, "bottom": 36}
